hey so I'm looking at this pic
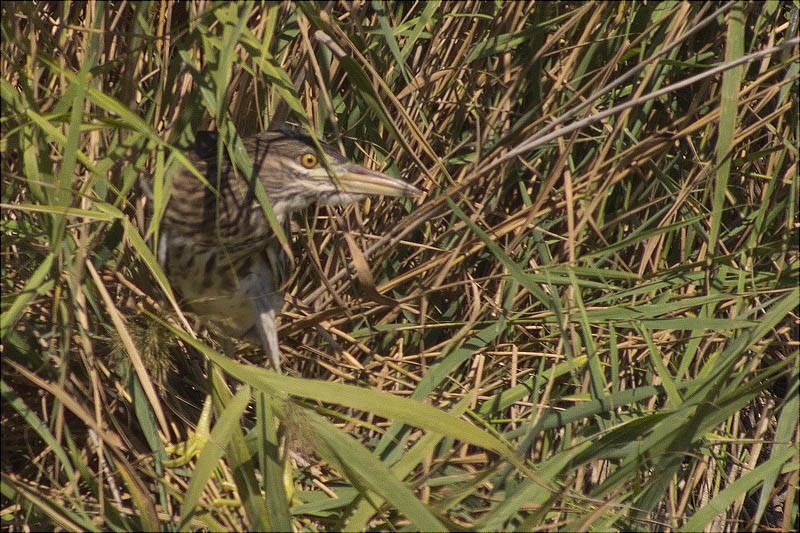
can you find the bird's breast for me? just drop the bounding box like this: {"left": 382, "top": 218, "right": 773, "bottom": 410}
{"left": 159, "top": 228, "right": 287, "bottom": 338}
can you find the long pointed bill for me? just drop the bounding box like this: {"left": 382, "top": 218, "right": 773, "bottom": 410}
{"left": 327, "top": 164, "right": 421, "bottom": 197}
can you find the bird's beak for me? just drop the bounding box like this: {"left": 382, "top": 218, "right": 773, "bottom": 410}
{"left": 328, "top": 164, "right": 421, "bottom": 197}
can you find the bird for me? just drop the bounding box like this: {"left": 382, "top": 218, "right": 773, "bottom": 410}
{"left": 155, "top": 127, "right": 420, "bottom": 370}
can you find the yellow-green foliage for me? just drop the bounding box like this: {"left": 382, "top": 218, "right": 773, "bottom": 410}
{"left": 1, "top": 2, "right": 797, "bottom": 531}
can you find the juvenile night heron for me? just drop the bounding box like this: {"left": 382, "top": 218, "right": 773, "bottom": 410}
{"left": 157, "top": 127, "right": 419, "bottom": 369}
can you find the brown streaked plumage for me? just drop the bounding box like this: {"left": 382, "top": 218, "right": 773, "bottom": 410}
{"left": 156, "top": 128, "right": 419, "bottom": 369}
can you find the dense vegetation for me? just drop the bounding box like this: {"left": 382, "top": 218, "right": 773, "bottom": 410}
{"left": 2, "top": 1, "right": 797, "bottom": 530}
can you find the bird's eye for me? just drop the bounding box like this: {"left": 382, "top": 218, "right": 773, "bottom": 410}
{"left": 300, "top": 153, "right": 317, "bottom": 168}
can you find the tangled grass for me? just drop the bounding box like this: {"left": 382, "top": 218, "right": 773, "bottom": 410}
{"left": 2, "top": 1, "right": 797, "bottom": 530}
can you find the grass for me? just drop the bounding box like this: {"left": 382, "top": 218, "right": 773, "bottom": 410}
{"left": 1, "top": 1, "right": 798, "bottom": 531}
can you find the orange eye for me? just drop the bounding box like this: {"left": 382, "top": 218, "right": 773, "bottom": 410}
{"left": 300, "top": 153, "right": 317, "bottom": 168}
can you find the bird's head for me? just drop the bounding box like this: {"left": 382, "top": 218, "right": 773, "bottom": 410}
{"left": 190, "top": 128, "right": 421, "bottom": 217}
